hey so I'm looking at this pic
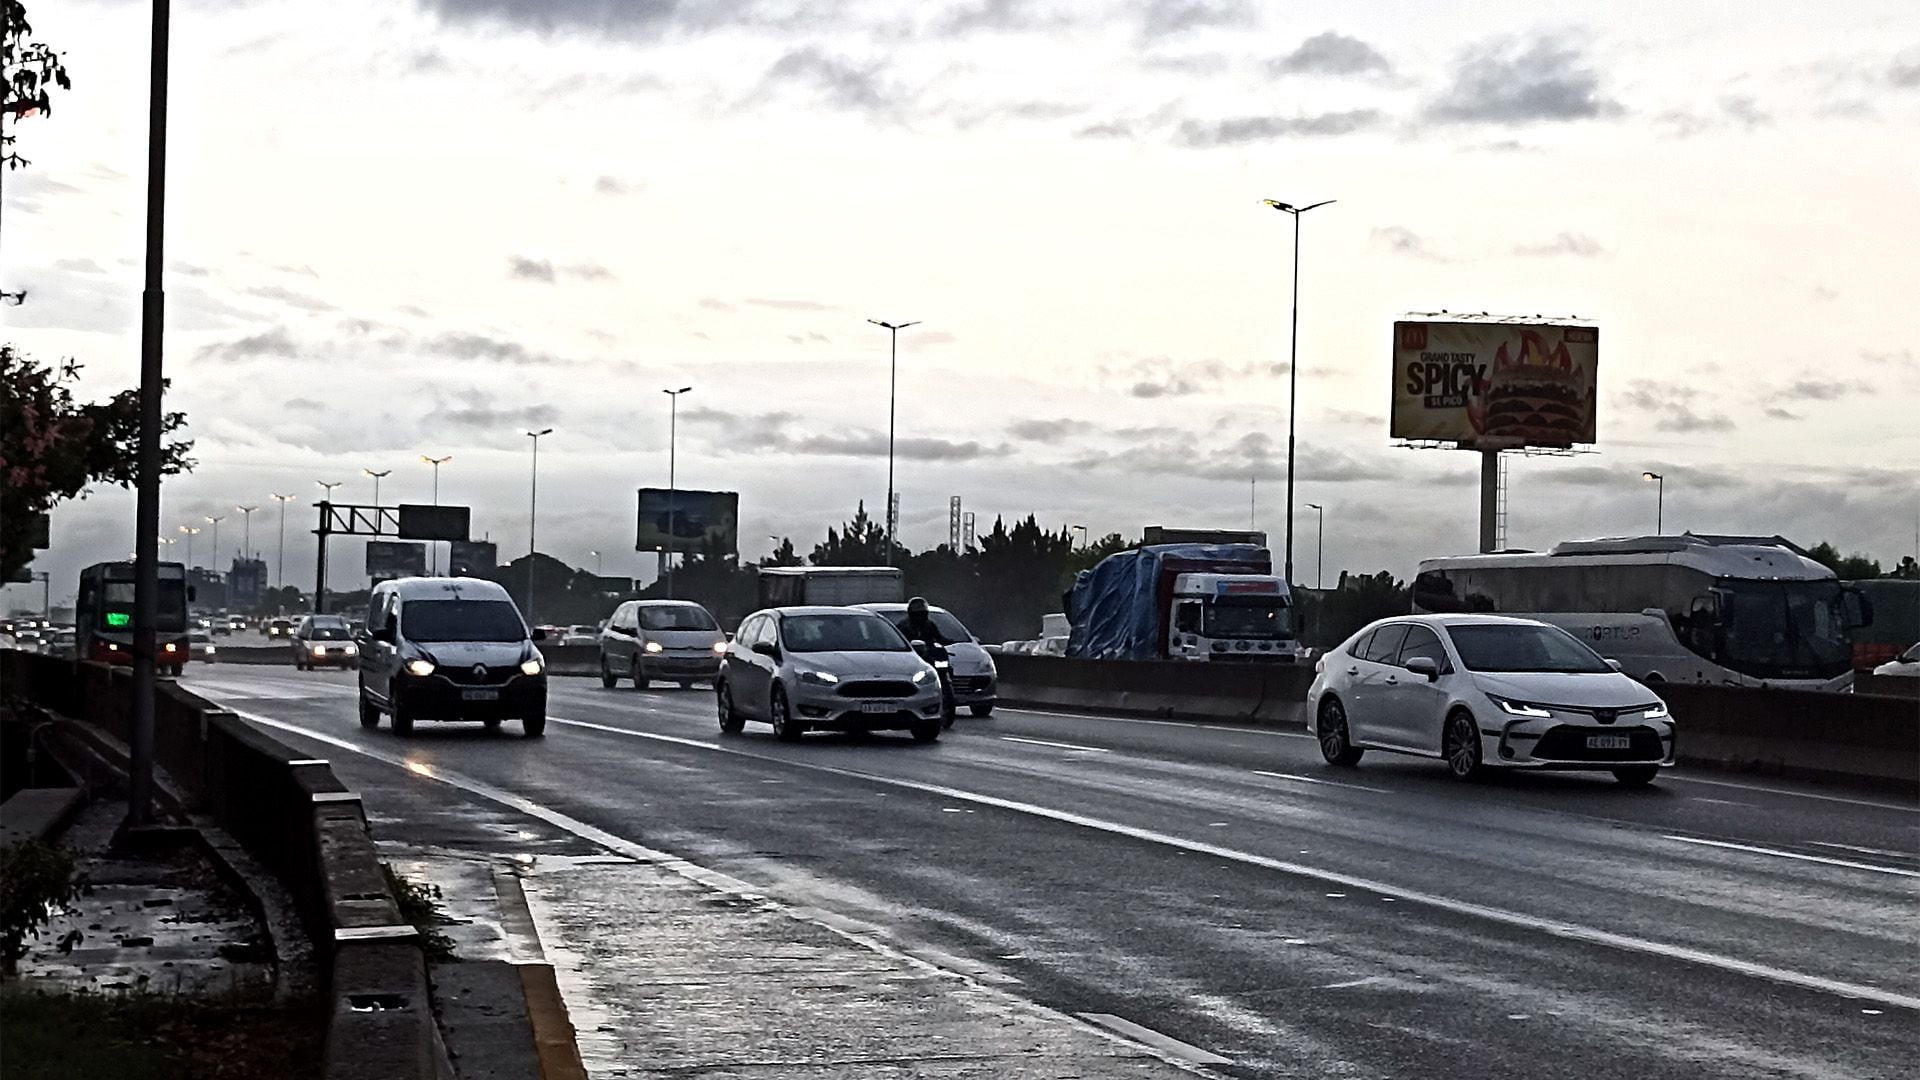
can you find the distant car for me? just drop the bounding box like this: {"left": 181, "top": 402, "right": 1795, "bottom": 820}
{"left": 226, "top": 615, "right": 248, "bottom": 634}
{"left": 11, "top": 628, "right": 43, "bottom": 654}
{"left": 716, "top": 607, "right": 944, "bottom": 742}
{"left": 599, "top": 600, "right": 726, "bottom": 689}
{"left": 265, "top": 618, "right": 294, "bottom": 640}
{"left": 1307, "top": 614, "right": 1676, "bottom": 786}
{"left": 560, "top": 624, "right": 600, "bottom": 647}
{"left": 858, "top": 603, "right": 998, "bottom": 716}
{"left": 293, "top": 615, "right": 359, "bottom": 670}
{"left": 44, "top": 628, "right": 79, "bottom": 660}
{"left": 1873, "top": 642, "right": 1920, "bottom": 677}
{"left": 188, "top": 629, "right": 217, "bottom": 662}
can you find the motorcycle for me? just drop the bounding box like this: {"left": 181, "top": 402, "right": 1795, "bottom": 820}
{"left": 917, "top": 640, "right": 958, "bottom": 729}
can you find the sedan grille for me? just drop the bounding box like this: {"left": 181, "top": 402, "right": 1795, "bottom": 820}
{"left": 837, "top": 680, "right": 916, "bottom": 699}
{"left": 1533, "top": 724, "right": 1664, "bottom": 762}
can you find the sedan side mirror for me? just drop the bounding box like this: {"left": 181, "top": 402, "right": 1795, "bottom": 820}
{"left": 1605, "top": 658, "right": 1624, "bottom": 672}
{"left": 750, "top": 641, "right": 779, "bottom": 658}
{"left": 1404, "top": 656, "right": 1441, "bottom": 681}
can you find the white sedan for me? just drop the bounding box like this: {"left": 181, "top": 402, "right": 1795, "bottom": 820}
{"left": 1306, "top": 614, "right": 1676, "bottom": 786}
{"left": 1872, "top": 642, "right": 1920, "bottom": 677}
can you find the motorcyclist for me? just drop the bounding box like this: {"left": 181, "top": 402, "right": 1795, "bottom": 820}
{"left": 900, "top": 596, "right": 950, "bottom": 648}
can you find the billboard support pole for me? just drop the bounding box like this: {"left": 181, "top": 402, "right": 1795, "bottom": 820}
{"left": 314, "top": 504, "right": 330, "bottom": 614}
{"left": 1479, "top": 450, "right": 1500, "bottom": 554}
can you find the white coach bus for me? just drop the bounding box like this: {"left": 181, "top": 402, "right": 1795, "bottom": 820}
{"left": 1412, "top": 535, "right": 1871, "bottom": 689}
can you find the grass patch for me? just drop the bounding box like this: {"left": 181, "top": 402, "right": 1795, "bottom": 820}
{"left": 381, "top": 863, "right": 456, "bottom": 962}
{"left": 0, "top": 992, "right": 323, "bottom": 1080}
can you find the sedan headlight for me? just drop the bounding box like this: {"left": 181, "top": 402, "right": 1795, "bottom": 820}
{"left": 644, "top": 640, "right": 664, "bottom": 654}
{"left": 796, "top": 668, "right": 840, "bottom": 685}
{"left": 911, "top": 669, "right": 931, "bottom": 684}
{"left": 1639, "top": 701, "right": 1670, "bottom": 720}
{"left": 520, "top": 658, "right": 544, "bottom": 676}
{"left": 1490, "top": 695, "right": 1552, "bottom": 719}
{"left": 405, "top": 659, "right": 435, "bottom": 677}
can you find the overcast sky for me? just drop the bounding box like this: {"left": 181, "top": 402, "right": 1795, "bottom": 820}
{"left": 5, "top": 0, "right": 1918, "bottom": 609}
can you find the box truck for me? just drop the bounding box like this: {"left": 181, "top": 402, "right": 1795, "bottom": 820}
{"left": 1066, "top": 543, "right": 1304, "bottom": 662}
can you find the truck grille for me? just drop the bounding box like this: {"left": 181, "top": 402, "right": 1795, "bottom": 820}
{"left": 838, "top": 680, "right": 916, "bottom": 699}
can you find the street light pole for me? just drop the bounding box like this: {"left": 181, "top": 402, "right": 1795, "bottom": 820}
{"left": 205, "top": 515, "right": 224, "bottom": 569}
{"left": 421, "top": 455, "right": 451, "bottom": 573}
{"left": 867, "top": 319, "right": 920, "bottom": 564}
{"left": 1642, "top": 471, "right": 1665, "bottom": 534}
{"left": 1262, "top": 197, "right": 1336, "bottom": 588}
{"left": 1069, "top": 524, "right": 1088, "bottom": 551}
{"left": 364, "top": 468, "right": 391, "bottom": 507}
{"left": 236, "top": 505, "right": 257, "bottom": 560}
{"left": 178, "top": 525, "right": 199, "bottom": 569}
{"left": 315, "top": 481, "right": 341, "bottom": 614}
{"left": 270, "top": 494, "right": 294, "bottom": 589}
{"left": 1306, "top": 503, "right": 1325, "bottom": 590}
{"left": 526, "top": 428, "right": 553, "bottom": 623}
{"left": 662, "top": 387, "right": 693, "bottom": 599}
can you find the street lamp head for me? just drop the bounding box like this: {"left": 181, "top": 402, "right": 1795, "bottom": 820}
{"left": 1642, "top": 471, "right": 1663, "bottom": 481}
{"left": 272, "top": 492, "right": 295, "bottom": 503}
{"left": 1263, "top": 197, "right": 1337, "bottom": 215}
{"left": 527, "top": 428, "right": 553, "bottom": 438}
{"left": 663, "top": 386, "right": 693, "bottom": 395}
{"left": 422, "top": 454, "right": 452, "bottom": 466}
{"left": 237, "top": 504, "right": 257, "bottom": 513}
{"left": 868, "top": 319, "right": 921, "bottom": 331}
{"left": 1307, "top": 503, "right": 1323, "bottom": 510}
{"left": 364, "top": 468, "right": 391, "bottom": 479}
{"left": 1262, "top": 199, "right": 1294, "bottom": 212}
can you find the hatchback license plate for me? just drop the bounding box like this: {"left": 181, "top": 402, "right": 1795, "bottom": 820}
{"left": 1587, "top": 734, "right": 1631, "bottom": 750}
{"left": 462, "top": 689, "right": 499, "bottom": 702}
{"left": 858, "top": 702, "right": 898, "bottom": 714}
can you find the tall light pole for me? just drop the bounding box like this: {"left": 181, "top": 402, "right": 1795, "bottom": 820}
{"left": 1305, "top": 503, "right": 1325, "bottom": 590}
{"left": 1262, "top": 197, "right": 1336, "bottom": 587}
{"left": 421, "top": 455, "right": 451, "bottom": 573}
{"left": 526, "top": 428, "right": 553, "bottom": 623}
{"left": 588, "top": 550, "right": 602, "bottom": 576}
{"left": 178, "top": 524, "right": 200, "bottom": 569}
{"left": 205, "top": 515, "right": 224, "bottom": 569}
{"left": 236, "top": 505, "right": 257, "bottom": 559}
{"left": 662, "top": 387, "right": 693, "bottom": 599}
{"left": 1069, "top": 524, "right": 1088, "bottom": 550}
{"left": 317, "top": 479, "right": 342, "bottom": 502}
{"left": 364, "top": 467, "right": 391, "bottom": 506}
{"left": 1642, "top": 471, "right": 1665, "bottom": 534}
{"left": 867, "top": 319, "right": 920, "bottom": 564}
{"left": 270, "top": 494, "right": 295, "bottom": 588}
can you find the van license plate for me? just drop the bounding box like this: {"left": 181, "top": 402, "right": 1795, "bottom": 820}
{"left": 858, "top": 702, "right": 897, "bottom": 714}
{"left": 462, "top": 689, "right": 499, "bottom": 702}
{"left": 1587, "top": 734, "right": 1630, "bottom": 750}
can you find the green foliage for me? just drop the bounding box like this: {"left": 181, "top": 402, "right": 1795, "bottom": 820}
{"left": 1805, "top": 541, "right": 1884, "bottom": 581}
{"left": 380, "top": 864, "right": 454, "bottom": 963}
{"left": 0, "top": 838, "right": 78, "bottom": 974}
{"left": 1, "top": 346, "right": 195, "bottom": 582}
{"left": 2, "top": 0, "right": 72, "bottom": 174}
{"left": 1295, "top": 570, "right": 1414, "bottom": 648}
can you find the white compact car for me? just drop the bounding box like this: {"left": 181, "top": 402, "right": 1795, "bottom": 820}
{"left": 1872, "top": 642, "right": 1920, "bottom": 677}
{"left": 1306, "top": 614, "right": 1675, "bottom": 785}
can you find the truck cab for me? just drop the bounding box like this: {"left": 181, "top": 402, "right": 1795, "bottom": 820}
{"left": 1166, "top": 573, "right": 1304, "bottom": 663}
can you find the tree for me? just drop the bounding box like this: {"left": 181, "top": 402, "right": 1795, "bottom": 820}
{"left": 1892, "top": 556, "right": 1919, "bottom": 581}
{"left": 4, "top": 0, "right": 73, "bottom": 305}
{"left": 1, "top": 346, "right": 193, "bottom": 582}
{"left": 1805, "top": 541, "right": 1882, "bottom": 581}
{"left": 762, "top": 537, "right": 802, "bottom": 568}
{"left": 811, "top": 502, "right": 904, "bottom": 566}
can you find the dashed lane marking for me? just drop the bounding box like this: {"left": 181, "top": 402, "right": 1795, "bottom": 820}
{"left": 1662, "top": 835, "right": 1920, "bottom": 879}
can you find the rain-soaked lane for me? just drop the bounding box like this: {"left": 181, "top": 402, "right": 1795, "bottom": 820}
{"left": 185, "top": 667, "right": 1919, "bottom": 1079}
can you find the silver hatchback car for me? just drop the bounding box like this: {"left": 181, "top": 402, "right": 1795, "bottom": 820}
{"left": 716, "top": 607, "right": 945, "bottom": 742}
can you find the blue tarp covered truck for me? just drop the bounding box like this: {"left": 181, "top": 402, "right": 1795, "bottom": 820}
{"left": 1065, "top": 543, "right": 1304, "bottom": 662}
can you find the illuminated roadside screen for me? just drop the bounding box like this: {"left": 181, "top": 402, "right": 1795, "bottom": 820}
{"left": 106, "top": 612, "right": 131, "bottom": 628}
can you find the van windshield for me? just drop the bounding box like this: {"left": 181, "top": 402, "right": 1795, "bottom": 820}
{"left": 402, "top": 600, "right": 527, "bottom": 643}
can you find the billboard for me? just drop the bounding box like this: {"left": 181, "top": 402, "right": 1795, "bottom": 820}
{"left": 636, "top": 489, "right": 738, "bottom": 556}
{"left": 366, "top": 540, "right": 426, "bottom": 582}
{"left": 397, "top": 504, "right": 470, "bottom": 542}
{"left": 1391, "top": 320, "right": 1598, "bottom": 449}
{"left": 448, "top": 540, "right": 497, "bottom": 577}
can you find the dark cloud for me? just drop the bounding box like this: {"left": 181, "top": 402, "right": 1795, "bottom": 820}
{"left": 744, "top": 297, "right": 843, "bottom": 311}
{"left": 935, "top": 0, "right": 1068, "bottom": 35}
{"left": 1140, "top": 0, "right": 1255, "bottom": 37}
{"left": 1763, "top": 377, "right": 1869, "bottom": 404}
{"left": 246, "top": 283, "right": 336, "bottom": 311}
{"left": 1763, "top": 406, "right": 1804, "bottom": 421}
{"left": 1862, "top": 348, "right": 1916, "bottom": 368}
{"left": 563, "top": 262, "right": 615, "bottom": 281}
{"left": 285, "top": 398, "right": 326, "bottom": 412}
{"left": 1514, "top": 232, "right": 1606, "bottom": 258}
{"left": 1658, "top": 95, "right": 1771, "bottom": 138}
{"left": 1108, "top": 356, "right": 1284, "bottom": 398}
{"left": 1370, "top": 226, "right": 1451, "bottom": 261}
{"left": 1174, "top": 109, "right": 1380, "bottom": 147}
{"left": 1076, "top": 120, "right": 1135, "bottom": 139}
{"left": 0, "top": 170, "right": 82, "bottom": 214}
{"left": 508, "top": 255, "right": 556, "bottom": 282}
{"left": 424, "top": 331, "right": 567, "bottom": 366}
{"left": 51, "top": 257, "right": 105, "bottom": 274}
{"left": 1425, "top": 36, "right": 1623, "bottom": 125}
{"left": 1890, "top": 53, "right": 1920, "bottom": 88}
{"left": 1007, "top": 418, "right": 1095, "bottom": 442}
{"left": 1616, "top": 381, "right": 1734, "bottom": 433}
{"left": 1810, "top": 285, "right": 1839, "bottom": 302}
{"left": 1269, "top": 32, "right": 1390, "bottom": 78}
{"left": 761, "top": 47, "right": 897, "bottom": 114}
{"left": 415, "top": 0, "right": 685, "bottom": 38}
{"left": 786, "top": 331, "right": 832, "bottom": 345}
{"left": 429, "top": 398, "right": 562, "bottom": 431}
{"left": 595, "top": 175, "right": 643, "bottom": 196}
{"left": 1072, "top": 431, "right": 1397, "bottom": 483}
{"left": 681, "top": 406, "right": 1005, "bottom": 461}
{"left": 196, "top": 326, "right": 297, "bottom": 363}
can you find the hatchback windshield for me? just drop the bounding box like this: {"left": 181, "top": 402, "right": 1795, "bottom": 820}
{"left": 401, "top": 599, "right": 527, "bottom": 643}
{"left": 782, "top": 614, "right": 908, "bottom": 653}
{"left": 640, "top": 605, "right": 719, "bottom": 632}
{"left": 1447, "top": 624, "right": 1612, "bottom": 674}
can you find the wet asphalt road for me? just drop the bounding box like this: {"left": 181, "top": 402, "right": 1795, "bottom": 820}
{"left": 184, "top": 666, "right": 1919, "bottom": 1079}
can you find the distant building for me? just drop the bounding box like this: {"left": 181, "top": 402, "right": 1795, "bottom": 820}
{"left": 229, "top": 557, "right": 268, "bottom": 610}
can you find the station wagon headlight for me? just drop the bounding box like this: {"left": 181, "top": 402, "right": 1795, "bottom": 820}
{"left": 1490, "top": 695, "right": 1552, "bottom": 719}
{"left": 405, "top": 659, "right": 435, "bottom": 677}
{"left": 520, "top": 658, "right": 544, "bottom": 676}
{"left": 796, "top": 668, "right": 839, "bottom": 685}
{"left": 911, "top": 669, "right": 931, "bottom": 684}
{"left": 1639, "top": 701, "right": 1670, "bottom": 720}
{"left": 644, "top": 641, "right": 664, "bottom": 654}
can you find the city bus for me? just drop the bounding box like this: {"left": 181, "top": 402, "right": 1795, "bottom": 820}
{"left": 1412, "top": 535, "right": 1870, "bottom": 689}
{"left": 75, "top": 561, "right": 192, "bottom": 676}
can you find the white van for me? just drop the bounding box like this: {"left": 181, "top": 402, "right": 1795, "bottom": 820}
{"left": 356, "top": 577, "right": 548, "bottom": 736}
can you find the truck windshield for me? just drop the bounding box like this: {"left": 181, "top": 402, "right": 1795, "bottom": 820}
{"left": 1204, "top": 601, "right": 1292, "bottom": 640}
{"left": 1717, "top": 579, "right": 1852, "bottom": 680}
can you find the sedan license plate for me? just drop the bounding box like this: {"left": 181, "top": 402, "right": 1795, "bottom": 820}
{"left": 462, "top": 689, "right": 500, "bottom": 702}
{"left": 1586, "top": 734, "right": 1631, "bottom": 750}
{"left": 858, "top": 702, "right": 898, "bottom": 714}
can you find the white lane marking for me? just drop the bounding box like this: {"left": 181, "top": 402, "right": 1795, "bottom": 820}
{"left": 1664, "top": 774, "right": 1918, "bottom": 815}
{"left": 998, "top": 705, "right": 1314, "bottom": 740}
{"left": 1001, "top": 736, "right": 1110, "bottom": 753}
{"left": 543, "top": 714, "right": 1920, "bottom": 1012}
{"left": 1076, "top": 1013, "right": 1232, "bottom": 1066}
{"left": 1250, "top": 770, "right": 1389, "bottom": 795}
{"left": 221, "top": 708, "right": 1218, "bottom": 1073}
{"left": 1687, "top": 798, "right": 1752, "bottom": 807}
{"left": 1810, "top": 841, "right": 1916, "bottom": 859}
{"left": 1662, "top": 835, "right": 1920, "bottom": 879}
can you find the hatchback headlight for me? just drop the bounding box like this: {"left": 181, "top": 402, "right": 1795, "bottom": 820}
{"left": 796, "top": 668, "right": 839, "bottom": 685}
{"left": 644, "top": 641, "right": 664, "bottom": 654}
{"left": 1490, "top": 695, "right": 1552, "bottom": 719}
{"left": 520, "top": 658, "right": 544, "bottom": 676}
{"left": 911, "top": 669, "right": 931, "bottom": 684}
{"left": 405, "top": 659, "right": 435, "bottom": 677}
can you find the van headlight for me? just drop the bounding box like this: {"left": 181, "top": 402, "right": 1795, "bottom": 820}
{"left": 405, "top": 659, "right": 436, "bottom": 677}
{"left": 520, "top": 658, "right": 544, "bottom": 676}
{"left": 644, "top": 641, "right": 664, "bottom": 654}
{"left": 1490, "top": 695, "right": 1552, "bottom": 719}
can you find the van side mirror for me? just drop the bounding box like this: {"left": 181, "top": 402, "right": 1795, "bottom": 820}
{"left": 1404, "top": 656, "right": 1440, "bottom": 681}
{"left": 532, "top": 627, "right": 547, "bottom": 641}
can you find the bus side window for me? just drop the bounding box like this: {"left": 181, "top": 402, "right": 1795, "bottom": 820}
{"left": 1413, "top": 571, "right": 1464, "bottom": 613}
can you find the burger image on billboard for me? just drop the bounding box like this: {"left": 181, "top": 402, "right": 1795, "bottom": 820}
{"left": 1391, "top": 319, "right": 1598, "bottom": 449}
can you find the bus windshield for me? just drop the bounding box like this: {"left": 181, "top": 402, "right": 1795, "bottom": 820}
{"left": 1717, "top": 579, "right": 1852, "bottom": 680}
{"left": 99, "top": 580, "right": 187, "bottom": 631}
